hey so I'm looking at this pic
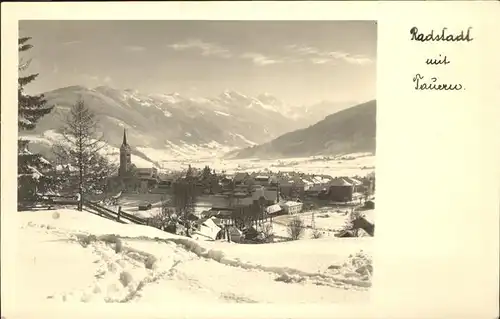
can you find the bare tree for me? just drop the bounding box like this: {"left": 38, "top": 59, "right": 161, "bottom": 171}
{"left": 287, "top": 216, "right": 305, "bottom": 240}
{"left": 147, "top": 201, "right": 176, "bottom": 230}
{"left": 172, "top": 177, "right": 197, "bottom": 219}
{"left": 52, "top": 99, "right": 117, "bottom": 210}
{"left": 262, "top": 223, "right": 275, "bottom": 242}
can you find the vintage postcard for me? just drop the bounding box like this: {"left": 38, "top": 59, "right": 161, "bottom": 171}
{"left": 1, "top": 2, "right": 499, "bottom": 319}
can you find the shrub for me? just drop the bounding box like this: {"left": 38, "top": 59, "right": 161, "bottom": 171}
{"left": 147, "top": 207, "right": 176, "bottom": 229}
{"left": 339, "top": 209, "right": 366, "bottom": 233}
{"left": 311, "top": 229, "right": 323, "bottom": 239}
{"left": 262, "top": 223, "right": 274, "bottom": 241}
{"left": 287, "top": 216, "right": 305, "bottom": 240}
{"left": 343, "top": 250, "right": 373, "bottom": 279}
{"left": 275, "top": 273, "right": 305, "bottom": 284}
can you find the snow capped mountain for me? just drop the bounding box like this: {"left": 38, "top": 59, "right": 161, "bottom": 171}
{"left": 19, "top": 86, "right": 308, "bottom": 165}
{"left": 21, "top": 85, "right": 359, "bottom": 166}
{"left": 229, "top": 100, "right": 377, "bottom": 159}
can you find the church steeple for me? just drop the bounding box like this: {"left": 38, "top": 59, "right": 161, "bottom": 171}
{"left": 122, "top": 128, "right": 128, "bottom": 145}
{"left": 119, "top": 128, "right": 132, "bottom": 176}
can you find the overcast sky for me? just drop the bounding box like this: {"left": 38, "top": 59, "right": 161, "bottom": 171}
{"left": 19, "top": 20, "right": 376, "bottom": 105}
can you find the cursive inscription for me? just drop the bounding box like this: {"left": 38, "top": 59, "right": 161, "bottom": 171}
{"left": 410, "top": 27, "right": 473, "bottom": 42}
{"left": 426, "top": 54, "right": 450, "bottom": 65}
{"left": 413, "top": 74, "right": 463, "bottom": 91}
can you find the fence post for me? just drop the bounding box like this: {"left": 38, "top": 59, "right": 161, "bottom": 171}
{"left": 311, "top": 210, "right": 316, "bottom": 229}
{"left": 117, "top": 206, "right": 122, "bottom": 222}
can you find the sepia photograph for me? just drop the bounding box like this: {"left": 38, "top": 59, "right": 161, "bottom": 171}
{"left": 16, "top": 20, "right": 377, "bottom": 304}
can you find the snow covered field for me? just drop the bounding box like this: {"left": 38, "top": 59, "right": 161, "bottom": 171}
{"left": 7, "top": 209, "right": 373, "bottom": 310}
{"left": 274, "top": 208, "right": 376, "bottom": 233}
{"left": 22, "top": 130, "right": 374, "bottom": 178}
{"left": 155, "top": 152, "right": 375, "bottom": 178}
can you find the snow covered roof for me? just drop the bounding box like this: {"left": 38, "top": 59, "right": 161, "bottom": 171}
{"left": 265, "top": 204, "right": 282, "bottom": 215}
{"left": 280, "top": 177, "right": 306, "bottom": 185}
{"left": 202, "top": 218, "right": 221, "bottom": 230}
{"left": 329, "top": 178, "right": 353, "bottom": 187}
{"left": 345, "top": 177, "right": 363, "bottom": 186}
{"left": 269, "top": 176, "right": 279, "bottom": 183}
{"left": 255, "top": 175, "right": 269, "bottom": 180}
{"left": 283, "top": 201, "right": 302, "bottom": 207}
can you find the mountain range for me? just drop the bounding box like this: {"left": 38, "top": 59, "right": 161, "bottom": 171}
{"left": 226, "top": 100, "right": 376, "bottom": 159}
{"left": 20, "top": 85, "right": 374, "bottom": 165}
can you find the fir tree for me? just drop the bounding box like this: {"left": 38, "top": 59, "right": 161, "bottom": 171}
{"left": 201, "top": 165, "right": 212, "bottom": 192}
{"left": 52, "top": 99, "right": 117, "bottom": 210}
{"left": 185, "top": 164, "right": 194, "bottom": 181}
{"left": 202, "top": 165, "right": 211, "bottom": 181}
{"left": 17, "top": 37, "right": 55, "bottom": 202}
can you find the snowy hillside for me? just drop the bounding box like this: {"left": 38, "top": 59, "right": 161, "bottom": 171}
{"left": 8, "top": 209, "right": 372, "bottom": 307}
{"left": 230, "top": 100, "right": 376, "bottom": 159}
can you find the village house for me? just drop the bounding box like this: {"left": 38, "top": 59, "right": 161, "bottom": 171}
{"left": 254, "top": 175, "right": 271, "bottom": 186}
{"left": 265, "top": 203, "right": 283, "bottom": 215}
{"left": 305, "top": 182, "right": 331, "bottom": 198}
{"left": 302, "top": 174, "right": 333, "bottom": 195}
{"left": 278, "top": 178, "right": 306, "bottom": 199}
{"left": 327, "top": 177, "right": 359, "bottom": 203}
{"left": 156, "top": 174, "right": 174, "bottom": 189}
{"left": 237, "top": 186, "right": 282, "bottom": 206}
{"left": 344, "top": 177, "right": 364, "bottom": 193}
{"left": 343, "top": 176, "right": 366, "bottom": 202}
{"left": 233, "top": 172, "right": 251, "bottom": 186}
{"left": 136, "top": 167, "right": 159, "bottom": 192}
{"left": 281, "top": 201, "right": 303, "bottom": 215}
{"left": 269, "top": 175, "right": 279, "bottom": 186}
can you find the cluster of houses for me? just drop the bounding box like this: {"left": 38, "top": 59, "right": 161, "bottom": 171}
{"left": 109, "top": 129, "right": 375, "bottom": 222}
{"left": 216, "top": 171, "right": 375, "bottom": 205}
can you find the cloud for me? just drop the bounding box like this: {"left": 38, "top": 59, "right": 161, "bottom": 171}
{"left": 62, "top": 40, "right": 81, "bottom": 46}
{"left": 167, "top": 38, "right": 369, "bottom": 67}
{"left": 285, "top": 44, "right": 373, "bottom": 66}
{"left": 310, "top": 58, "right": 333, "bottom": 65}
{"left": 124, "top": 45, "right": 146, "bottom": 52}
{"left": 240, "top": 53, "right": 283, "bottom": 66}
{"left": 168, "top": 39, "right": 232, "bottom": 58}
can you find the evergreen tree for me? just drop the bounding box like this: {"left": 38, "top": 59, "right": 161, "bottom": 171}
{"left": 185, "top": 164, "right": 193, "bottom": 180}
{"left": 17, "top": 37, "right": 55, "bottom": 202}
{"left": 201, "top": 165, "right": 212, "bottom": 192}
{"left": 52, "top": 99, "right": 117, "bottom": 210}
{"left": 202, "top": 165, "right": 211, "bottom": 181}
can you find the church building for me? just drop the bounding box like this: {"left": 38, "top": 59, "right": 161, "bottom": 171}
{"left": 119, "top": 128, "right": 132, "bottom": 176}
{"left": 107, "top": 128, "right": 159, "bottom": 193}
